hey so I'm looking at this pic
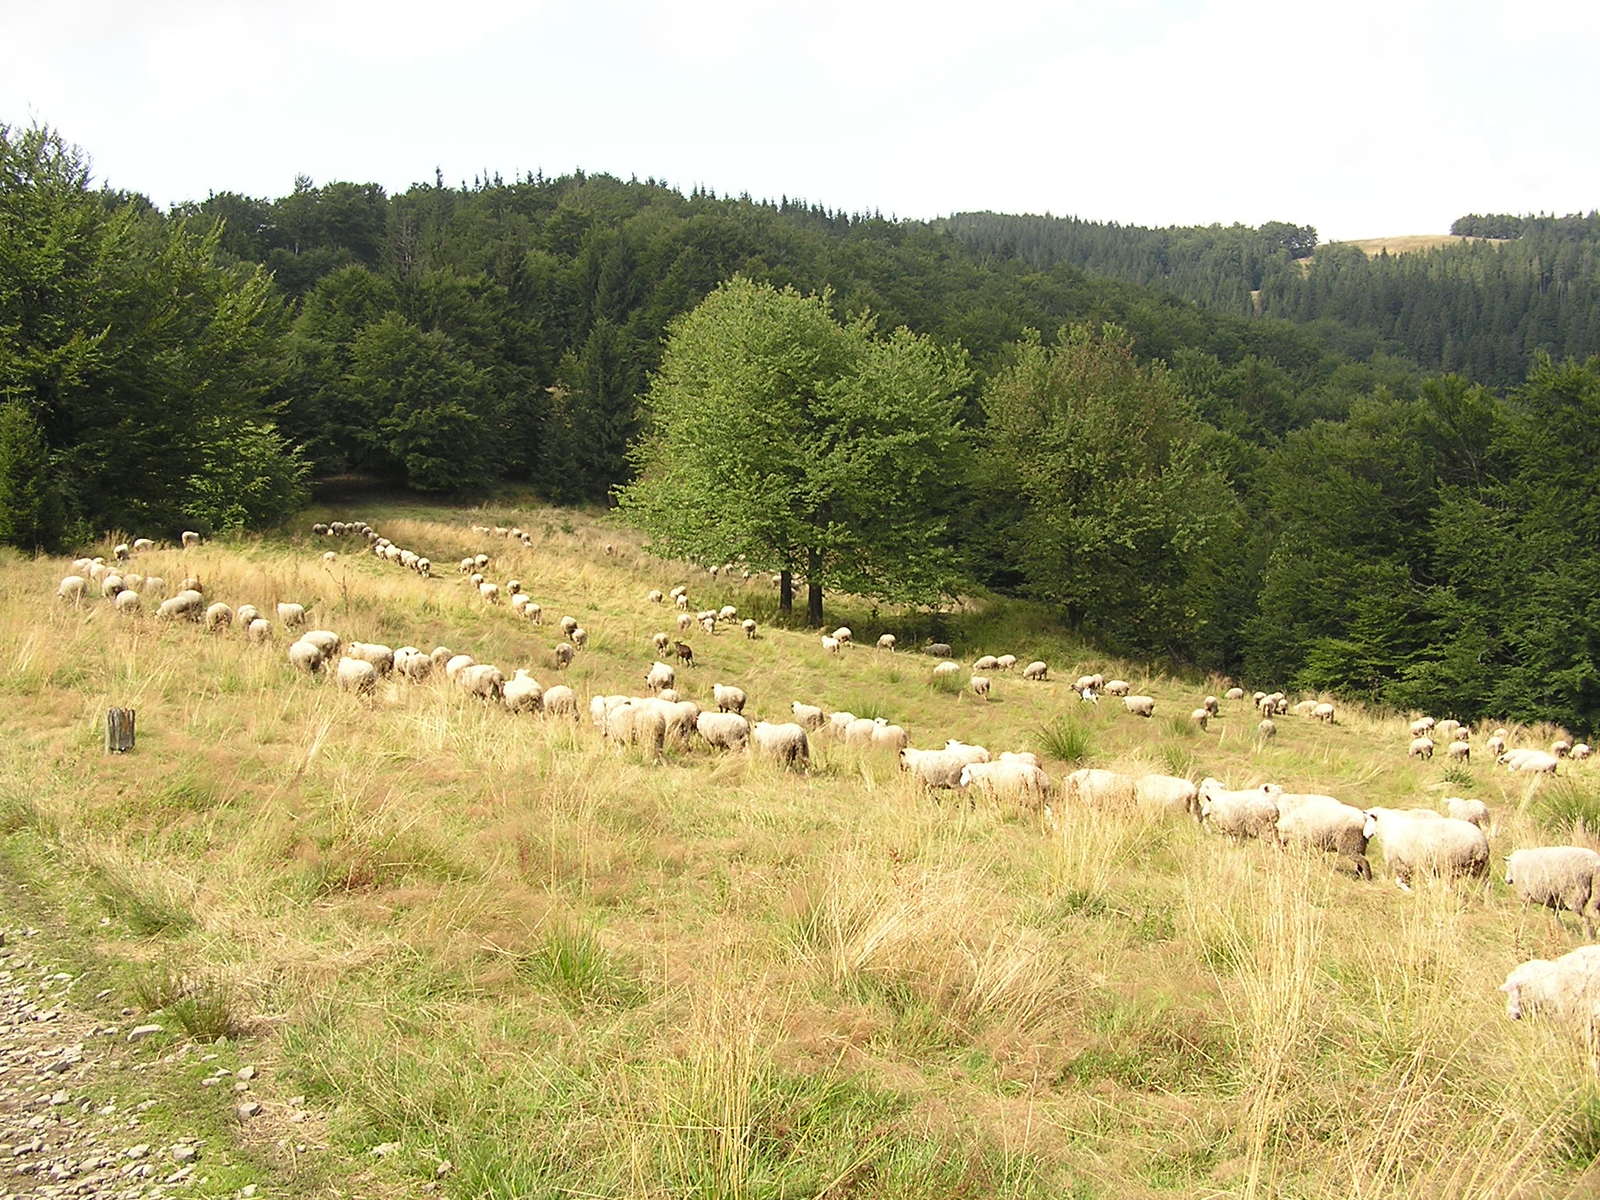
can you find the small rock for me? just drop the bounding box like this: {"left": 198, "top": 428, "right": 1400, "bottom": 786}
{"left": 95, "top": 989, "right": 112, "bottom": 1000}
{"left": 171, "top": 1142, "right": 197, "bottom": 1162}
{"left": 125, "top": 1024, "right": 163, "bottom": 1043}
{"left": 240, "top": 1186, "right": 259, "bottom": 1197}
{"left": 436, "top": 1158, "right": 454, "bottom": 1176}
{"left": 125, "top": 1144, "right": 149, "bottom": 1160}
{"left": 237, "top": 1102, "right": 261, "bottom": 1120}
{"left": 236, "top": 1064, "right": 256, "bottom": 1081}
{"left": 49, "top": 1090, "right": 69, "bottom": 1106}
{"left": 370, "top": 1141, "right": 400, "bottom": 1157}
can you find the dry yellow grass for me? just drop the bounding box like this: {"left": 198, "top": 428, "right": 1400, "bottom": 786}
{"left": 4, "top": 499, "right": 1600, "bottom": 1197}
{"left": 1321, "top": 233, "right": 1510, "bottom": 259}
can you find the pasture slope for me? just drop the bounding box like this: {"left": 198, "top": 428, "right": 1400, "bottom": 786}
{"left": 3, "top": 498, "right": 1600, "bottom": 1199}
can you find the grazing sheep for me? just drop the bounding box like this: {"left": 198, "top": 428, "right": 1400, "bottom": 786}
{"left": 898, "top": 747, "right": 970, "bottom": 788}
{"left": 511, "top": 594, "right": 532, "bottom": 616}
{"left": 474, "top": 554, "right": 489, "bottom": 571}
{"left": 700, "top": 616, "right": 716, "bottom": 635}
{"left": 457, "top": 663, "right": 506, "bottom": 700}
{"left": 1291, "top": 700, "right": 1319, "bottom": 718}
{"left": 444, "top": 654, "right": 477, "bottom": 682}
{"left": 677, "top": 613, "right": 694, "bottom": 632}
{"left": 1073, "top": 674, "right": 1099, "bottom": 692}
{"left": 1066, "top": 768, "right": 1137, "bottom": 807}
{"left": 56, "top": 576, "right": 88, "bottom": 603}
{"left": 131, "top": 538, "right": 155, "bottom": 554}
{"left": 1553, "top": 739, "right": 1574, "bottom": 758}
{"left": 1435, "top": 719, "right": 1462, "bottom": 742}
{"left": 1202, "top": 695, "right": 1220, "bottom": 715}
{"left": 713, "top": 683, "right": 747, "bottom": 714}
{"left": 1225, "top": 687, "right": 1245, "bottom": 700}
{"left": 1190, "top": 708, "right": 1210, "bottom": 730}
{"left": 571, "top": 627, "right": 588, "bottom": 650}
{"left": 999, "top": 750, "right": 1041, "bottom": 768}
{"left": 301, "top": 630, "right": 341, "bottom": 657}
{"left": 141, "top": 576, "right": 166, "bottom": 597}
{"left": 653, "top": 632, "right": 671, "bottom": 655}
{"left": 1443, "top": 797, "right": 1490, "bottom": 828}
{"left": 395, "top": 648, "right": 433, "bottom": 681}
{"left": 1134, "top": 774, "right": 1200, "bottom": 820}
{"left": 657, "top": 689, "right": 681, "bottom": 703}
{"left": 503, "top": 669, "right": 545, "bottom": 714}
{"left": 179, "top": 576, "right": 203, "bottom": 594}
{"left": 553, "top": 642, "right": 575, "bottom": 670}
{"left": 1506, "top": 847, "right": 1600, "bottom": 936}
{"left": 203, "top": 602, "right": 233, "bottom": 631}
{"left": 345, "top": 642, "right": 394, "bottom": 675}
{"left": 675, "top": 642, "right": 695, "bottom": 667}
{"left": 843, "top": 717, "right": 878, "bottom": 747}
{"left": 323, "top": 551, "right": 338, "bottom": 564}
{"left": 1198, "top": 779, "right": 1282, "bottom": 839}
{"left": 559, "top": 616, "right": 579, "bottom": 637}
{"left": 957, "top": 760, "right": 1052, "bottom": 805}
{"left": 335, "top": 657, "right": 378, "bottom": 695}
{"left": 1500, "top": 945, "right": 1600, "bottom": 1028}
{"left": 833, "top": 627, "right": 852, "bottom": 646}
{"left": 1123, "top": 695, "right": 1156, "bottom": 718}
{"left": 752, "top": 721, "right": 809, "bottom": 768}
{"left": 542, "top": 685, "right": 578, "bottom": 718}
{"left": 820, "top": 635, "right": 841, "bottom": 655}
{"left": 646, "top": 661, "right": 676, "bottom": 693}
{"left": 1574, "top": 743, "right": 1593, "bottom": 760}
{"left": 100, "top": 573, "right": 125, "bottom": 598}
{"left": 1409, "top": 717, "right": 1436, "bottom": 737}
{"left": 277, "top": 603, "right": 306, "bottom": 628}
{"left": 112, "top": 589, "right": 141, "bottom": 615}
{"left": 244, "top": 616, "right": 270, "bottom": 641}
{"left": 156, "top": 590, "right": 205, "bottom": 621}
{"left": 1499, "top": 749, "right": 1559, "bottom": 774}
{"left": 181, "top": 530, "right": 200, "bottom": 548}
{"left": 505, "top": 579, "right": 522, "bottom": 595}
{"left": 647, "top": 589, "right": 663, "bottom": 604}
{"left": 975, "top": 655, "right": 1001, "bottom": 672}
{"left": 791, "top": 702, "right": 825, "bottom": 729}
{"left": 1021, "top": 661, "right": 1048, "bottom": 681}
{"left": 719, "top": 605, "right": 738, "bottom": 623}
{"left": 676, "top": 594, "right": 690, "bottom": 610}
{"left": 287, "top": 640, "right": 324, "bottom": 673}
{"left": 1277, "top": 798, "right": 1372, "bottom": 878}
{"left": 416, "top": 558, "right": 430, "bottom": 577}
{"left": 1313, "top": 702, "right": 1335, "bottom": 724}
{"left": 943, "top": 739, "right": 991, "bottom": 765}
{"left": 697, "top": 711, "right": 751, "bottom": 750}
{"left": 996, "top": 654, "right": 1017, "bottom": 671}
{"left": 970, "top": 675, "right": 991, "bottom": 702}
{"left": 742, "top": 619, "right": 757, "bottom": 639}
{"left": 605, "top": 700, "right": 668, "bottom": 755}
{"left": 430, "top": 646, "right": 453, "bottom": 670}
{"left": 236, "top": 604, "right": 260, "bottom": 625}
{"left": 927, "top": 642, "right": 953, "bottom": 658}
{"left": 1408, "top": 736, "right": 1436, "bottom": 760}
{"left": 1361, "top": 808, "right": 1489, "bottom": 891}
{"left": 828, "top": 711, "right": 858, "bottom": 735}
{"left": 458, "top": 557, "right": 474, "bottom": 574}
{"left": 877, "top": 634, "right": 897, "bottom": 652}
{"left": 932, "top": 660, "right": 960, "bottom": 680}
{"left": 1446, "top": 740, "right": 1471, "bottom": 761}
{"left": 869, "top": 721, "right": 908, "bottom": 752}
{"left": 523, "top": 602, "right": 543, "bottom": 625}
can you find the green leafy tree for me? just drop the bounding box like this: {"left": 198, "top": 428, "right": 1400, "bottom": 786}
{"left": 0, "top": 400, "right": 63, "bottom": 548}
{"left": 982, "top": 323, "right": 1242, "bottom": 656}
{"left": 617, "top": 277, "right": 969, "bottom": 623}
{"left": 182, "top": 417, "right": 309, "bottom": 532}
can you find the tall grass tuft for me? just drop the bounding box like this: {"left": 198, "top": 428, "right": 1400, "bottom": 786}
{"left": 1530, "top": 778, "right": 1600, "bottom": 838}
{"left": 927, "top": 670, "right": 963, "bottom": 697}
{"left": 517, "top": 922, "right": 644, "bottom": 1010}
{"left": 1034, "top": 715, "right": 1093, "bottom": 765}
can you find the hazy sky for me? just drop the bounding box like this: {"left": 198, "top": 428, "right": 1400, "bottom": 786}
{"left": 5, "top": 0, "right": 1596, "bottom": 241}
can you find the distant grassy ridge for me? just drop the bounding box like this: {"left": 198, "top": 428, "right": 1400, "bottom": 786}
{"left": 3, "top": 499, "right": 1599, "bottom": 1198}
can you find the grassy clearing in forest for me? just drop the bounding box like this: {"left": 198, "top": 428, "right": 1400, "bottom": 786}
{"left": 4, "top": 499, "right": 1600, "bottom": 1198}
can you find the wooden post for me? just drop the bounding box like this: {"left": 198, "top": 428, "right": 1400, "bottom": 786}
{"left": 105, "top": 708, "right": 136, "bottom": 754}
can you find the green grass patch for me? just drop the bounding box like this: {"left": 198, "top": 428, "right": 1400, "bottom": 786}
{"left": 516, "top": 922, "right": 645, "bottom": 1010}
{"left": 1034, "top": 715, "right": 1094, "bottom": 765}
{"left": 1530, "top": 778, "right": 1600, "bottom": 838}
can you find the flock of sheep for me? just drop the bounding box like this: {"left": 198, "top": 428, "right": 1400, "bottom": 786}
{"left": 50, "top": 517, "right": 1600, "bottom": 1058}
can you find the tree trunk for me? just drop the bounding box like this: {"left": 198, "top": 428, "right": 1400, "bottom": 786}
{"left": 779, "top": 569, "right": 793, "bottom": 616}
{"left": 806, "top": 547, "right": 823, "bottom": 626}
{"left": 105, "top": 707, "right": 136, "bottom": 754}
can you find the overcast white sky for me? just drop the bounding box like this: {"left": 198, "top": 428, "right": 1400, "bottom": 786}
{"left": 4, "top": 0, "right": 1595, "bottom": 242}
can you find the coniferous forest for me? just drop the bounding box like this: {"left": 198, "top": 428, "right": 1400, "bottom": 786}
{"left": 6, "top": 122, "right": 1600, "bottom": 732}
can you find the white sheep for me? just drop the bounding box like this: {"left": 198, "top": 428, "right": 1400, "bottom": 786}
{"left": 1574, "top": 743, "right": 1594, "bottom": 760}
{"left": 741, "top": 619, "right": 757, "bottom": 639}
{"left": 1257, "top": 718, "right": 1277, "bottom": 739}
{"left": 503, "top": 669, "right": 544, "bottom": 713}
{"left": 113, "top": 589, "right": 141, "bottom": 615}
{"left": 524, "top": 602, "right": 543, "bottom": 625}
{"left": 820, "top": 635, "right": 841, "bottom": 655}
{"left": 558, "top": 615, "right": 579, "bottom": 638}
{"left": 751, "top": 721, "right": 809, "bottom": 768}
{"left": 141, "top": 576, "right": 166, "bottom": 596}
{"left": 832, "top": 627, "right": 852, "bottom": 646}
{"left": 898, "top": 747, "right": 969, "bottom": 788}
{"left": 828, "top": 711, "right": 857, "bottom": 735}
{"left": 100, "top": 573, "right": 125, "bottom": 598}
{"left": 1198, "top": 779, "right": 1281, "bottom": 839}
{"left": 479, "top": 582, "right": 500, "bottom": 604}
{"left": 970, "top": 675, "right": 991, "bottom": 702}
{"left": 718, "top": 605, "right": 738, "bottom": 623}
{"left": 1553, "top": 739, "right": 1574, "bottom": 758}
{"left": 131, "top": 538, "right": 155, "bottom": 554}
{"left": 1409, "top": 717, "right": 1436, "bottom": 737}
{"left": 998, "top": 750, "right": 1041, "bottom": 768}
{"left": 996, "top": 654, "right": 1016, "bottom": 671}
{"left": 653, "top": 632, "right": 671, "bottom": 655}
{"left": 287, "top": 640, "right": 324, "bottom": 673}
{"left": 474, "top": 554, "right": 489, "bottom": 571}
{"left": 335, "top": 657, "right": 377, "bottom": 694}
{"left": 843, "top": 717, "right": 878, "bottom": 746}
{"left": 943, "top": 739, "right": 991, "bottom": 765}
{"left": 877, "top": 634, "right": 897, "bottom": 652}
{"left": 542, "top": 685, "right": 578, "bottom": 718}
{"left": 277, "top": 603, "right": 306, "bottom": 628}
{"left": 646, "top": 661, "right": 676, "bottom": 693}
{"left": 1190, "top": 707, "right": 1210, "bottom": 730}
{"left": 571, "top": 627, "right": 588, "bottom": 650}
{"left": 300, "top": 629, "right": 341, "bottom": 657}
{"left": 713, "top": 683, "right": 746, "bottom": 714}
{"left": 676, "top": 594, "right": 690, "bottom": 610}
{"left": 677, "top": 613, "right": 694, "bottom": 633}
{"left": 429, "top": 646, "right": 453, "bottom": 670}
{"left": 1361, "top": 808, "right": 1488, "bottom": 891}
{"left": 236, "top": 604, "right": 260, "bottom": 625}
{"left": 1133, "top": 774, "right": 1200, "bottom": 820}
{"left": 791, "top": 702, "right": 825, "bottom": 729}
{"left": 245, "top": 616, "right": 270, "bottom": 641}
{"left": 1408, "top": 736, "right": 1435, "bottom": 760}
{"left": 1499, "top": 748, "right": 1559, "bottom": 774}
{"left": 1442, "top": 797, "right": 1490, "bottom": 828}
{"left": 180, "top": 530, "right": 200, "bottom": 548}
{"left": 206, "top": 600, "right": 236, "bottom": 628}
{"left": 1022, "top": 661, "right": 1048, "bottom": 681}
{"left": 1313, "top": 702, "right": 1335, "bottom": 724}
{"left": 1066, "top": 768, "right": 1136, "bottom": 807}
{"left": 869, "top": 721, "right": 908, "bottom": 752}
{"left": 1225, "top": 687, "right": 1245, "bottom": 700}
{"left": 156, "top": 590, "right": 205, "bottom": 621}
{"left": 553, "top": 643, "right": 575, "bottom": 670}
{"left": 696, "top": 711, "right": 750, "bottom": 751}
{"left": 1277, "top": 797, "right": 1372, "bottom": 878}
{"left": 1123, "top": 695, "right": 1155, "bottom": 718}
{"left": 1445, "top": 739, "right": 1471, "bottom": 761}
{"left": 395, "top": 648, "right": 433, "bottom": 681}
{"left": 457, "top": 663, "right": 506, "bottom": 700}
{"left": 323, "top": 551, "right": 338, "bottom": 564}
{"left": 56, "top": 576, "right": 88, "bottom": 603}
{"left": 957, "top": 760, "right": 1051, "bottom": 805}
{"left": 445, "top": 653, "right": 476, "bottom": 681}
{"left": 1506, "top": 847, "right": 1600, "bottom": 937}
{"left": 647, "top": 589, "right": 664, "bottom": 604}
{"left": 1202, "top": 695, "right": 1220, "bottom": 715}
{"left": 1500, "top": 945, "right": 1600, "bottom": 1025}
{"left": 345, "top": 642, "right": 394, "bottom": 675}
{"left": 974, "top": 655, "right": 1001, "bottom": 672}
{"left": 932, "top": 661, "right": 960, "bottom": 681}
{"left": 605, "top": 700, "right": 667, "bottom": 756}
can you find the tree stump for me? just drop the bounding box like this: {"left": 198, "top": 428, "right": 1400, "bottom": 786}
{"left": 105, "top": 708, "right": 136, "bottom": 754}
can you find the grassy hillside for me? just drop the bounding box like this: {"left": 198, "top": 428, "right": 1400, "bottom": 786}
{"left": 1332, "top": 234, "right": 1507, "bottom": 257}
{"left": 5, "top": 499, "right": 1600, "bottom": 1198}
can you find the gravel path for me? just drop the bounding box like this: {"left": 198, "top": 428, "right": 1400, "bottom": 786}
{"left": 0, "top": 927, "right": 231, "bottom": 1200}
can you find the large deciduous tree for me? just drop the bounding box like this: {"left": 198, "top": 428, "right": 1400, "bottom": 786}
{"left": 617, "top": 276, "right": 969, "bottom": 624}
{"left": 982, "top": 323, "right": 1242, "bottom": 657}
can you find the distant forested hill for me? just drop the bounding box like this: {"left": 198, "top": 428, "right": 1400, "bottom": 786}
{"left": 942, "top": 210, "right": 1600, "bottom": 385}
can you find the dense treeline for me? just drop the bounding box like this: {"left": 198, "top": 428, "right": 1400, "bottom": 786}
{"left": 944, "top": 210, "right": 1600, "bottom": 386}
{"left": 7, "top": 122, "right": 1600, "bottom": 733}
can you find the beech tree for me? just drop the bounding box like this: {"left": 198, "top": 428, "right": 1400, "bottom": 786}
{"left": 617, "top": 277, "right": 969, "bottom": 624}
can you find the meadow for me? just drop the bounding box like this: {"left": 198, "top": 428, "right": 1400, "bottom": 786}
{"left": 4, "top": 498, "right": 1600, "bottom": 1199}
